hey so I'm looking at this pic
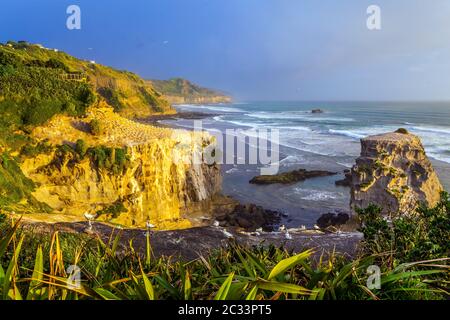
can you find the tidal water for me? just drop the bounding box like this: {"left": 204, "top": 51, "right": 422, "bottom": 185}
{"left": 164, "top": 101, "right": 450, "bottom": 227}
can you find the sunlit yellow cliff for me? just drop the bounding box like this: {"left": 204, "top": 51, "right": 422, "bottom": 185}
{"left": 20, "top": 103, "right": 222, "bottom": 229}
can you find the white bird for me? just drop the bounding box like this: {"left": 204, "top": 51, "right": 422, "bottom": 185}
{"left": 256, "top": 227, "right": 263, "bottom": 233}
{"left": 222, "top": 229, "right": 234, "bottom": 239}
{"left": 299, "top": 225, "right": 307, "bottom": 231}
{"left": 278, "top": 225, "right": 286, "bottom": 232}
{"left": 314, "top": 224, "right": 320, "bottom": 230}
{"left": 285, "top": 231, "right": 293, "bottom": 240}
{"left": 83, "top": 212, "right": 97, "bottom": 232}
{"left": 146, "top": 221, "right": 156, "bottom": 229}
{"left": 84, "top": 212, "right": 97, "bottom": 221}
{"left": 213, "top": 220, "right": 220, "bottom": 227}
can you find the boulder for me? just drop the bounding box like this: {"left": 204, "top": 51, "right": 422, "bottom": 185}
{"left": 335, "top": 169, "right": 352, "bottom": 187}
{"left": 317, "top": 212, "right": 350, "bottom": 229}
{"left": 311, "top": 109, "right": 324, "bottom": 114}
{"left": 215, "top": 203, "right": 283, "bottom": 231}
{"left": 350, "top": 130, "right": 443, "bottom": 216}
{"left": 250, "top": 169, "right": 336, "bottom": 185}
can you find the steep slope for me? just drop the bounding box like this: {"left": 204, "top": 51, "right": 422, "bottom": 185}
{"left": 0, "top": 41, "right": 173, "bottom": 122}
{"left": 0, "top": 42, "right": 222, "bottom": 228}
{"left": 150, "top": 78, "right": 232, "bottom": 104}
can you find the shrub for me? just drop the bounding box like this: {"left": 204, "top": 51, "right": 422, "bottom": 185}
{"left": 45, "top": 58, "right": 69, "bottom": 71}
{"left": 89, "top": 119, "right": 104, "bottom": 136}
{"left": 95, "top": 200, "right": 127, "bottom": 219}
{"left": 20, "top": 140, "right": 53, "bottom": 157}
{"left": 357, "top": 192, "right": 450, "bottom": 263}
{"left": 395, "top": 128, "right": 409, "bottom": 134}
{"left": 75, "top": 139, "right": 88, "bottom": 158}
{"left": 98, "top": 87, "right": 125, "bottom": 112}
{"left": 88, "top": 146, "right": 129, "bottom": 174}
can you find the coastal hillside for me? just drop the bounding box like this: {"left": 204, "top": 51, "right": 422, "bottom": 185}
{"left": 0, "top": 41, "right": 173, "bottom": 122}
{"left": 0, "top": 41, "right": 221, "bottom": 227}
{"left": 149, "top": 78, "right": 232, "bottom": 104}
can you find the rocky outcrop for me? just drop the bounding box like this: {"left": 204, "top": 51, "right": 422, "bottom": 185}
{"left": 335, "top": 170, "right": 352, "bottom": 187}
{"left": 316, "top": 212, "right": 350, "bottom": 230}
{"left": 214, "top": 202, "right": 283, "bottom": 232}
{"left": 250, "top": 169, "right": 336, "bottom": 185}
{"left": 350, "top": 130, "right": 443, "bottom": 216}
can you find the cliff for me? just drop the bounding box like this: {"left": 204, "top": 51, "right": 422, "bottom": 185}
{"left": 350, "top": 129, "right": 443, "bottom": 216}
{"left": 149, "top": 78, "right": 232, "bottom": 105}
{"left": 21, "top": 104, "right": 221, "bottom": 229}
{"left": 0, "top": 42, "right": 224, "bottom": 229}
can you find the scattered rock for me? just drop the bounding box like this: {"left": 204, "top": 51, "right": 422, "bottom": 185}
{"left": 250, "top": 169, "right": 337, "bottom": 185}
{"left": 215, "top": 203, "right": 283, "bottom": 232}
{"left": 350, "top": 130, "right": 443, "bottom": 215}
{"left": 335, "top": 169, "right": 352, "bottom": 187}
{"left": 316, "top": 212, "right": 350, "bottom": 230}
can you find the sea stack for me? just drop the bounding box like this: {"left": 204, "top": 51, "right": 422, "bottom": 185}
{"left": 350, "top": 129, "right": 443, "bottom": 216}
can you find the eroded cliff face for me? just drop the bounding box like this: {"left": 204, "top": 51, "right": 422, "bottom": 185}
{"left": 350, "top": 130, "right": 443, "bottom": 216}
{"left": 21, "top": 105, "right": 221, "bottom": 229}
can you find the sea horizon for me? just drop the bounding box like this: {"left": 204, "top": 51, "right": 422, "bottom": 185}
{"left": 165, "top": 101, "right": 450, "bottom": 227}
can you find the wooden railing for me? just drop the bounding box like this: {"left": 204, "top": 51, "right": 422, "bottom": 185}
{"left": 59, "top": 72, "right": 88, "bottom": 82}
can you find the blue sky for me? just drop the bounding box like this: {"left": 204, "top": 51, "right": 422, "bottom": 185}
{"left": 1, "top": 0, "right": 450, "bottom": 101}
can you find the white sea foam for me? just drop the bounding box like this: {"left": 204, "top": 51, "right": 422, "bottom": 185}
{"left": 291, "top": 188, "right": 345, "bottom": 201}
{"left": 178, "top": 104, "right": 244, "bottom": 113}
{"left": 410, "top": 126, "right": 450, "bottom": 135}
{"left": 246, "top": 112, "right": 354, "bottom": 122}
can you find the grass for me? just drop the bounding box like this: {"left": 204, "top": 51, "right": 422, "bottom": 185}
{"left": 0, "top": 193, "right": 448, "bottom": 300}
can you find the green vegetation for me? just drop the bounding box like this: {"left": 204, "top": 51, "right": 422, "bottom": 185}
{"left": 88, "top": 146, "right": 130, "bottom": 175}
{"left": 395, "top": 128, "right": 409, "bottom": 134}
{"left": 20, "top": 139, "right": 53, "bottom": 158}
{"left": 0, "top": 40, "right": 172, "bottom": 213}
{"left": 95, "top": 200, "right": 127, "bottom": 219}
{"left": 0, "top": 41, "right": 171, "bottom": 151}
{"left": 357, "top": 192, "right": 450, "bottom": 263}
{"left": 0, "top": 153, "right": 51, "bottom": 213}
{"left": 88, "top": 119, "right": 105, "bottom": 136}
{"left": 49, "top": 143, "right": 130, "bottom": 175}
{"left": 97, "top": 87, "right": 126, "bottom": 112}
{"left": 150, "top": 78, "right": 230, "bottom": 103}
{"left": 75, "top": 139, "right": 88, "bottom": 158}
{"left": 0, "top": 194, "right": 448, "bottom": 300}
{"left": 0, "top": 48, "right": 96, "bottom": 128}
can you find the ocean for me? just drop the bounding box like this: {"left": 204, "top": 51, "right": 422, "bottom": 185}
{"left": 163, "top": 101, "right": 450, "bottom": 227}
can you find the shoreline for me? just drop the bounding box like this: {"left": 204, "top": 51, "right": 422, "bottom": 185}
{"left": 18, "top": 217, "right": 363, "bottom": 261}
